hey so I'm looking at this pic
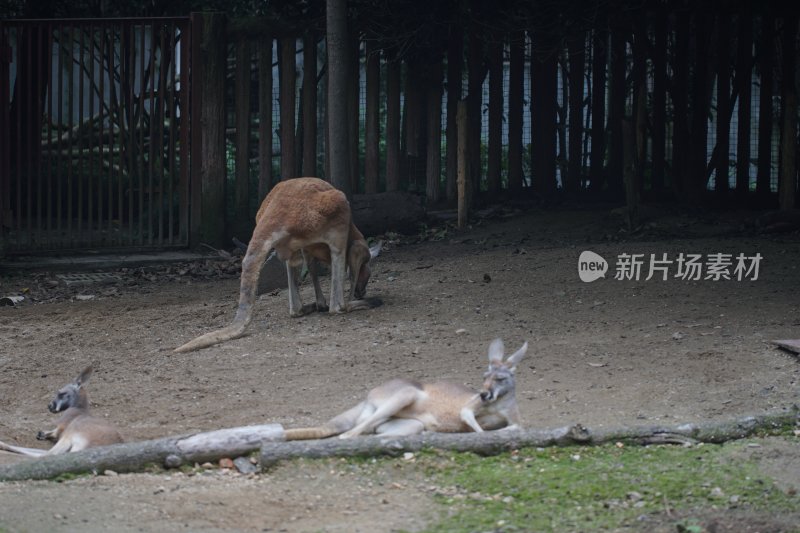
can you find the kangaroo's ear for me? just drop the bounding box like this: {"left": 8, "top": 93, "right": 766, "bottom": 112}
{"left": 487, "top": 338, "right": 505, "bottom": 365}
{"left": 505, "top": 342, "right": 528, "bottom": 372}
{"left": 76, "top": 366, "right": 93, "bottom": 387}
{"left": 369, "top": 240, "right": 383, "bottom": 260}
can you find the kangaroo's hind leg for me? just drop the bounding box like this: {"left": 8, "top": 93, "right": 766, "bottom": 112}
{"left": 339, "top": 386, "right": 422, "bottom": 439}
{"left": 375, "top": 418, "right": 425, "bottom": 437}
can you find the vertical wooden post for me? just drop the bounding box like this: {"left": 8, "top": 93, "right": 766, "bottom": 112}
{"left": 735, "top": 9, "right": 752, "bottom": 197}
{"left": 326, "top": 0, "right": 351, "bottom": 195}
{"left": 258, "top": 35, "right": 273, "bottom": 201}
{"left": 385, "top": 57, "right": 401, "bottom": 191}
{"left": 364, "top": 41, "right": 380, "bottom": 193}
{"left": 589, "top": 22, "right": 607, "bottom": 193}
{"left": 425, "top": 58, "right": 443, "bottom": 204}
{"left": 607, "top": 26, "right": 626, "bottom": 198}
{"left": 567, "top": 28, "right": 586, "bottom": 197}
{"left": 623, "top": 118, "right": 639, "bottom": 229}
{"left": 757, "top": 11, "right": 774, "bottom": 198}
{"left": 507, "top": 30, "right": 524, "bottom": 193}
{"left": 279, "top": 37, "right": 297, "bottom": 181}
{"left": 457, "top": 100, "right": 469, "bottom": 229}
{"left": 651, "top": 10, "right": 666, "bottom": 194}
{"left": 445, "top": 26, "right": 463, "bottom": 202}
{"left": 779, "top": 15, "right": 798, "bottom": 211}
{"left": 487, "top": 35, "right": 503, "bottom": 195}
{"left": 348, "top": 35, "right": 360, "bottom": 193}
{"left": 690, "top": 9, "right": 711, "bottom": 204}
{"left": 530, "top": 33, "right": 558, "bottom": 196}
{"left": 191, "top": 12, "right": 226, "bottom": 248}
{"left": 715, "top": 13, "right": 731, "bottom": 195}
{"left": 302, "top": 33, "right": 318, "bottom": 177}
{"left": 234, "top": 38, "right": 252, "bottom": 237}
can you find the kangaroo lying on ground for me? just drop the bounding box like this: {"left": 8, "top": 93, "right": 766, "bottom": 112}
{"left": 0, "top": 367, "right": 124, "bottom": 457}
{"left": 284, "top": 339, "right": 527, "bottom": 440}
{"left": 175, "top": 177, "right": 381, "bottom": 353}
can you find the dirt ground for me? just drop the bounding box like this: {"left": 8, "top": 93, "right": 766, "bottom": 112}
{"left": 0, "top": 206, "right": 798, "bottom": 532}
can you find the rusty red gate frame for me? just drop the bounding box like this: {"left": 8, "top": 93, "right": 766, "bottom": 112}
{"left": 0, "top": 17, "right": 192, "bottom": 254}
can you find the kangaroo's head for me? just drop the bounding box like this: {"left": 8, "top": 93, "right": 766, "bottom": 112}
{"left": 350, "top": 240, "right": 382, "bottom": 300}
{"left": 48, "top": 366, "right": 92, "bottom": 413}
{"left": 480, "top": 339, "right": 528, "bottom": 403}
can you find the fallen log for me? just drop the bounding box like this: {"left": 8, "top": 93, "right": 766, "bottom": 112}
{"left": 259, "top": 408, "right": 799, "bottom": 469}
{"left": 0, "top": 424, "right": 284, "bottom": 482}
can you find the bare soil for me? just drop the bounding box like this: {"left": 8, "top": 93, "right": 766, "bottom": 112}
{"left": 1, "top": 207, "right": 798, "bottom": 532}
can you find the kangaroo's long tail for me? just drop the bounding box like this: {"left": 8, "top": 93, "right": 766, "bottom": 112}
{"left": 174, "top": 235, "right": 274, "bottom": 353}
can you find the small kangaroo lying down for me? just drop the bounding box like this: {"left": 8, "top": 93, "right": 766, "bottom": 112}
{"left": 0, "top": 367, "right": 123, "bottom": 457}
{"left": 175, "top": 177, "right": 381, "bottom": 353}
{"left": 285, "top": 339, "right": 527, "bottom": 440}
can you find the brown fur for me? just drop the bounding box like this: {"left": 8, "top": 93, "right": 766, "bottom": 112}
{"left": 0, "top": 367, "right": 123, "bottom": 457}
{"left": 284, "top": 339, "right": 527, "bottom": 440}
{"left": 175, "top": 178, "right": 378, "bottom": 353}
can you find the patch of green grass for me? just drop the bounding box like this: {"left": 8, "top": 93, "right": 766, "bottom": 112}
{"left": 421, "top": 439, "right": 798, "bottom": 532}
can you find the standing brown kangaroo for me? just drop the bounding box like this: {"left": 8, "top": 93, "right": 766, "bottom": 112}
{"left": 0, "top": 367, "right": 124, "bottom": 457}
{"left": 285, "top": 339, "right": 527, "bottom": 440}
{"left": 175, "top": 177, "right": 380, "bottom": 353}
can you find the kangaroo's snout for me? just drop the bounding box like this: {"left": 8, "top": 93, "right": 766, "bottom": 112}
{"left": 48, "top": 401, "right": 58, "bottom": 413}
{"left": 479, "top": 390, "right": 493, "bottom": 402}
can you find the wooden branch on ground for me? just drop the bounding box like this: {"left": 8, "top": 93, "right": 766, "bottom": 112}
{"left": 1, "top": 409, "right": 796, "bottom": 482}
{"left": 260, "top": 408, "right": 798, "bottom": 469}
{"left": 0, "top": 424, "right": 283, "bottom": 482}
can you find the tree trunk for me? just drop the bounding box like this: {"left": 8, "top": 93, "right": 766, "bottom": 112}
{"left": 425, "top": 59, "right": 443, "bottom": 203}
{"left": 0, "top": 425, "right": 285, "bottom": 482}
{"left": 364, "top": 41, "right": 380, "bottom": 194}
{"left": 589, "top": 23, "right": 607, "bottom": 193}
{"left": 757, "top": 11, "right": 775, "bottom": 199}
{"left": 689, "top": 9, "right": 711, "bottom": 204}
{"left": 632, "top": 23, "right": 647, "bottom": 196}
{"left": 234, "top": 39, "right": 252, "bottom": 237}
{"left": 348, "top": 35, "right": 360, "bottom": 193}
{"left": 652, "top": 10, "right": 667, "bottom": 195}
{"left": 260, "top": 409, "right": 799, "bottom": 469}
{"left": 445, "top": 26, "right": 464, "bottom": 202}
{"left": 487, "top": 35, "right": 503, "bottom": 196}
{"left": 326, "top": 0, "right": 351, "bottom": 195}
{"left": 279, "top": 37, "right": 297, "bottom": 181}
{"left": 467, "top": 29, "right": 486, "bottom": 197}
{"left": 779, "top": 15, "right": 798, "bottom": 211}
{"left": 530, "top": 32, "right": 558, "bottom": 197}
{"left": 716, "top": 13, "right": 731, "bottom": 196}
{"left": 302, "top": 33, "right": 318, "bottom": 177}
{"left": 607, "top": 26, "right": 626, "bottom": 199}
{"left": 735, "top": 8, "right": 753, "bottom": 197}
{"left": 672, "top": 9, "right": 691, "bottom": 200}
{"left": 567, "top": 28, "right": 586, "bottom": 197}
{"left": 258, "top": 36, "right": 273, "bottom": 201}
{"left": 385, "top": 58, "right": 401, "bottom": 192}
{"left": 507, "top": 30, "right": 524, "bottom": 193}
{"left": 405, "top": 58, "right": 425, "bottom": 192}
{"left": 457, "top": 100, "right": 469, "bottom": 228}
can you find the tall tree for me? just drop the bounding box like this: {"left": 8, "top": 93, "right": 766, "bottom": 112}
{"left": 530, "top": 31, "right": 558, "bottom": 197}
{"left": 735, "top": 8, "right": 753, "bottom": 197}
{"left": 651, "top": 9, "right": 667, "bottom": 195}
{"left": 779, "top": 14, "right": 798, "bottom": 211}
{"left": 689, "top": 8, "right": 711, "bottom": 204}
{"left": 445, "top": 26, "right": 463, "bottom": 201}
{"left": 716, "top": 12, "right": 731, "bottom": 196}
{"left": 589, "top": 21, "right": 607, "bottom": 193}
{"left": 385, "top": 56, "right": 401, "bottom": 191}
{"left": 567, "top": 26, "right": 586, "bottom": 197}
{"left": 364, "top": 41, "right": 380, "bottom": 193}
{"left": 507, "top": 30, "right": 525, "bottom": 193}
{"left": 426, "top": 58, "right": 443, "bottom": 203}
{"left": 756, "top": 10, "right": 774, "bottom": 199}
{"left": 487, "top": 34, "right": 504, "bottom": 196}
{"left": 672, "top": 8, "right": 690, "bottom": 200}
{"left": 302, "top": 33, "right": 318, "bottom": 177}
{"left": 607, "top": 24, "right": 626, "bottom": 198}
{"left": 279, "top": 37, "right": 297, "bottom": 181}
{"left": 326, "top": 0, "right": 351, "bottom": 195}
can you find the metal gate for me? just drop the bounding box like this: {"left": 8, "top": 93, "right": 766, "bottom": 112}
{"left": 0, "top": 17, "right": 191, "bottom": 254}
